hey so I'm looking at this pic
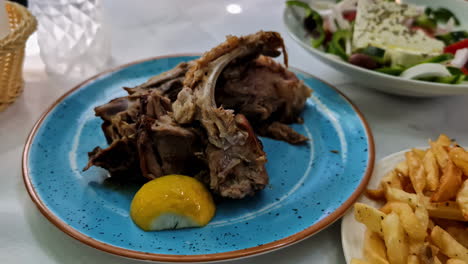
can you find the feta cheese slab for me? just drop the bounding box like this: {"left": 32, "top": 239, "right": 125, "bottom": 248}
{"left": 353, "top": 0, "right": 444, "bottom": 55}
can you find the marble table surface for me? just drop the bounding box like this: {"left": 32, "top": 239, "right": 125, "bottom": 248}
{"left": 1, "top": 0, "right": 467, "bottom": 263}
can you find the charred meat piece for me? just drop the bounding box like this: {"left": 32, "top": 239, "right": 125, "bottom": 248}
{"left": 216, "top": 55, "right": 311, "bottom": 144}
{"left": 125, "top": 62, "right": 191, "bottom": 101}
{"left": 94, "top": 62, "right": 190, "bottom": 143}
{"left": 136, "top": 91, "right": 207, "bottom": 180}
{"left": 84, "top": 63, "right": 204, "bottom": 180}
{"left": 256, "top": 121, "right": 308, "bottom": 145}
{"left": 84, "top": 138, "right": 140, "bottom": 181}
{"left": 205, "top": 114, "right": 267, "bottom": 198}
{"left": 104, "top": 53, "right": 310, "bottom": 145}
{"left": 173, "top": 31, "right": 293, "bottom": 198}
{"left": 85, "top": 31, "right": 311, "bottom": 200}
{"left": 94, "top": 96, "right": 139, "bottom": 143}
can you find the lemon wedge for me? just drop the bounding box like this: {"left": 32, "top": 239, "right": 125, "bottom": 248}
{"left": 130, "top": 175, "right": 215, "bottom": 231}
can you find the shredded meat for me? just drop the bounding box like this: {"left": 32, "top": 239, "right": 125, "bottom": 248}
{"left": 136, "top": 91, "right": 206, "bottom": 179}
{"left": 85, "top": 31, "right": 312, "bottom": 199}
{"left": 84, "top": 63, "right": 200, "bottom": 180}
{"left": 216, "top": 55, "right": 310, "bottom": 144}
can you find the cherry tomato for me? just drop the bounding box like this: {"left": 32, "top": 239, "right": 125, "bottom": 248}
{"left": 461, "top": 67, "right": 468, "bottom": 75}
{"left": 444, "top": 39, "right": 468, "bottom": 54}
{"left": 343, "top": 11, "right": 356, "bottom": 22}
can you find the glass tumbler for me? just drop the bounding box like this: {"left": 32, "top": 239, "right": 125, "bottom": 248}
{"left": 30, "top": 0, "right": 110, "bottom": 79}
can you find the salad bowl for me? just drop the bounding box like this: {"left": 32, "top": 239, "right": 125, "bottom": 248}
{"left": 284, "top": 0, "right": 468, "bottom": 97}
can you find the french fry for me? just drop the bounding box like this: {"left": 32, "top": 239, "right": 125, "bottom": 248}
{"left": 388, "top": 202, "right": 426, "bottom": 241}
{"left": 431, "top": 226, "right": 468, "bottom": 263}
{"left": 354, "top": 203, "right": 385, "bottom": 236}
{"left": 456, "top": 180, "right": 468, "bottom": 220}
{"left": 382, "top": 212, "right": 409, "bottom": 264}
{"left": 437, "top": 253, "right": 449, "bottom": 264}
{"left": 419, "top": 243, "right": 440, "bottom": 264}
{"left": 431, "top": 140, "right": 450, "bottom": 169}
{"left": 380, "top": 202, "right": 394, "bottom": 214}
{"left": 446, "top": 259, "right": 467, "bottom": 264}
{"left": 423, "top": 150, "right": 440, "bottom": 191}
{"left": 414, "top": 194, "right": 429, "bottom": 235}
{"left": 446, "top": 226, "right": 468, "bottom": 248}
{"left": 395, "top": 161, "right": 409, "bottom": 177}
{"left": 350, "top": 259, "right": 371, "bottom": 264}
{"left": 431, "top": 160, "right": 462, "bottom": 202}
{"left": 449, "top": 147, "right": 468, "bottom": 176}
{"left": 385, "top": 187, "right": 418, "bottom": 208}
{"left": 366, "top": 188, "right": 386, "bottom": 201}
{"left": 431, "top": 245, "right": 441, "bottom": 260}
{"left": 367, "top": 171, "right": 403, "bottom": 201}
{"left": 406, "top": 151, "right": 426, "bottom": 194}
{"left": 436, "top": 134, "right": 452, "bottom": 147}
{"left": 381, "top": 170, "right": 403, "bottom": 190}
{"left": 426, "top": 201, "right": 466, "bottom": 221}
{"left": 412, "top": 148, "right": 427, "bottom": 160}
{"left": 385, "top": 187, "right": 465, "bottom": 221}
{"left": 409, "top": 238, "right": 424, "bottom": 255}
{"left": 353, "top": 135, "right": 468, "bottom": 264}
{"left": 363, "top": 230, "right": 389, "bottom": 264}
{"left": 432, "top": 218, "right": 460, "bottom": 229}
{"left": 407, "top": 255, "right": 420, "bottom": 264}
{"left": 428, "top": 219, "right": 435, "bottom": 230}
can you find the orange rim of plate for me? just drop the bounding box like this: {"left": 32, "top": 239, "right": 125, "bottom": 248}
{"left": 22, "top": 54, "right": 375, "bottom": 262}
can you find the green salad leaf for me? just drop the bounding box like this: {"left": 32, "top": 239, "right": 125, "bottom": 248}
{"left": 375, "top": 66, "right": 405, "bottom": 76}
{"left": 327, "top": 30, "right": 351, "bottom": 60}
{"left": 361, "top": 46, "right": 385, "bottom": 58}
{"left": 417, "top": 67, "right": 466, "bottom": 84}
{"left": 420, "top": 53, "right": 454, "bottom": 64}
{"left": 360, "top": 46, "right": 386, "bottom": 64}
{"left": 286, "top": 0, "right": 311, "bottom": 15}
{"left": 311, "top": 28, "right": 325, "bottom": 48}
{"left": 425, "top": 7, "right": 460, "bottom": 26}
{"left": 436, "top": 31, "right": 468, "bottom": 45}
{"left": 424, "top": 75, "right": 465, "bottom": 84}
{"left": 447, "top": 67, "right": 463, "bottom": 75}
{"left": 286, "top": 1, "right": 325, "bottom": 48}
{"left": 414, "top": 14, "right": 437, "bottom": 29}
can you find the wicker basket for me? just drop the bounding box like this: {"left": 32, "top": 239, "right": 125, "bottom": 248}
{"left": 0, "top": 1, "right": 36, "bottom": 112}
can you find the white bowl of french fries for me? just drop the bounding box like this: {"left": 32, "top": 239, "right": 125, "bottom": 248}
{"left": 342, "top": 134, "right": 468, "bottom": 264}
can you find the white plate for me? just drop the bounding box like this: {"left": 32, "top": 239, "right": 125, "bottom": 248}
{"left": 283, "top": 0, "right": 468, "bottom": 97}
{"left": 340, "top": 150, "right": 408, "bottom": 263}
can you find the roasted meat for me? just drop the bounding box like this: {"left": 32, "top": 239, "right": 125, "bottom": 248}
{"left": 85, "top": 31, "right": 311, "bottom": 199}
{"left": 136, "top": 91, "right": 206, "bottom": 180}
{"left": 172, "top": 31, "right": 296, "bottom": 198}
{"left": 216, "top": 55, "right": 310, "bottom": 144}
{"left": 84, "top": 63, "right": 201, "bottom": 180}
{"left": 85, "top": 139, "right": 140, "bottom": 181}
{"left": 125, "top": 61, "right": 190, "bottom": 101}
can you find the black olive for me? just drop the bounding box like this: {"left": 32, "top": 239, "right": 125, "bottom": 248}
{"left": 303, "top": 15, "right": 317, "bottom": 33}
{"left": 348, "top": 54, "right": 379, "bottom": 70}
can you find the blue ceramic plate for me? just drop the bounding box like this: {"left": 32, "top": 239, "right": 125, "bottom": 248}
{"left": 23, "top": 55, "right": 374, "bottom": 262}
